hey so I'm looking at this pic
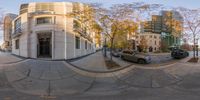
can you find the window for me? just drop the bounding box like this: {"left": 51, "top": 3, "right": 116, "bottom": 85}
{"left": 36, "top": 3, "right": 54, "bottom": 12}
{"left": 73, "top": 2, "right": 80, "bottom": 13}
{"left": 20, "top": 4, "right": 28, "bottom": 14}
{"left": 14, "top": 18, "right": 21, "bottom": 34}
{"left": 123, "top": 51, "right": 134, "bottom": 55}
{"left": 85, "top": 40, "right": 87, "bottom": 49}
{"left": 155, "top": 41, "right": 157, "bottom": 45}
{"left": 89, "top": 43, "right": 91, "bottom": 50}
{"left": 73, "top": 20, "right": 80, "bottom": 29}
{"left": 15, "top": 39, "right": 19, "bottom": 49}
{"left": 36, "top": 17, "right": 52, "bottom": 24}
{"left": 154, "top": 36, "right": 157, "bottom": 39}
{"left": 75, "top": 36, "right": 80, "bottom": 49}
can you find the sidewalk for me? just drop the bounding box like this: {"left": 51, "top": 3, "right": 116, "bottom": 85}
{"left": 0, "top": 52, "right": 24, "bottom": 64}
{"left": 70, "top": 51, "right": 108, "bottom": 71}
{"left": 147, "top": 52, "right": 170, "bottom": 56}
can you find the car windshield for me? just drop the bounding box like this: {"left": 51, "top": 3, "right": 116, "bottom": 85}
{"left": 123, "top": 51, "right": 133, "bottom": 55}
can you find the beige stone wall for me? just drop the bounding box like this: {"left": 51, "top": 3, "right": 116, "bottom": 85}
{"left": 136, "top": 32, "right": 161, "bottom": 52}
{"left": 12, "top": 13, "right": 29, "bottom": 57}
{"left": 12, "top": 2, "right": 96, "bottom": 59}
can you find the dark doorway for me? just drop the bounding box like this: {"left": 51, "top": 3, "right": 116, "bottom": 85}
{"left": 37, "top": 33, "right": 51, "bottom": 58}
{"left": 149, "top": 46, "right": 153, "bottom": 52}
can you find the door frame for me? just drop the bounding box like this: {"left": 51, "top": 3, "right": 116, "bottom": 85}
{"left": 37, "top": 31, "right": 52, "bottom": 58}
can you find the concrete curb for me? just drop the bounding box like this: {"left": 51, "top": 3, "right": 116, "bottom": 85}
{"left": 63, "top": 61, "right": 136, "bottom": 78}
{"left": 63, "top": 56, "right": 192, "bottom": 77}
{"left": 0, "top": 59, "right": 31, "bottom": 66}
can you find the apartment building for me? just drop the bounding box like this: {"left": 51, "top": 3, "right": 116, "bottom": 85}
{"left": 140, "top": 10, "right": 183, "bottom": 48}
{"left": 2, "top": 14, "right": 17, "bottom": 51}
{"left": 136, "top": 32, "right": 161, "bottom": 52}
{"left": 11, "top": 2, "right": 99, "bottom": 59}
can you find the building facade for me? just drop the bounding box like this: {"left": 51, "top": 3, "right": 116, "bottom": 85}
{"left": 2, "top": 14, "right": 17, "bottom": 51}
{"left": 135, "top": 32, "right": 161, "bottom": 52}
{"left": 140, "top": 10, "right": 183, "bottom": 48}
{"left": 11, "top": 2, "right": 99, "bottom": 59}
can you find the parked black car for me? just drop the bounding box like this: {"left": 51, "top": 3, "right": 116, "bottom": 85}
{"left": 171, "top": 49, "right": 189, "bottom": 59}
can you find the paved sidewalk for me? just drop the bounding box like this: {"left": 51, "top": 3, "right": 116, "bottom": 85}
{"left": 70, "top": 51, "right": 108, "bottom": 71}
{"left": 0, "top": 52, "right": 24, "bottom": 64}
{"left": 1, "top": 52, "right": 200, "bottom": 100}
{"left": 2, "top": 58, "right": 200, "bottom": 98}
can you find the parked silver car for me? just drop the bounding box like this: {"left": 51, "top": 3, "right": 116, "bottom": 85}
{"left": 121, "top": 50, "right": 151, "bottom": 64}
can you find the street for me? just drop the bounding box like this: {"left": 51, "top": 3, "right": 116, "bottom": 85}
{"left": 0, "top": 51, "right": 199, "bottom": 100}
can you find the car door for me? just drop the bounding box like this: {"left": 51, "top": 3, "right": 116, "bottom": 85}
{"left": 130, "top": 52, "right": 138, "bottom": 62}
{"left": 122, "top": 51, "right": 133, "bottom": 61}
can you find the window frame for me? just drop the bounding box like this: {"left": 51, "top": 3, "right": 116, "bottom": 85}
{"left": 75, "top": 36, "right": 80, "bottom": 49}
{"left": 15, "top": 39, "right": 19, "bottom": 49}
{"left": 36, "top": 17, "right": 52, "bottom": 25}
{"left": 14, "top": 18, "right": 21, "bottom": 34}
{"left": 85, "top": 40, "right": 87, "bottom": 49}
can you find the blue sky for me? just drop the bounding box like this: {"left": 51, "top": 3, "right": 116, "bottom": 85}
{"left": 1, "top": 0, "right": 200, "bottom": 14}
{"left": 0, "top": 0, "right": 200, "bottom": 44}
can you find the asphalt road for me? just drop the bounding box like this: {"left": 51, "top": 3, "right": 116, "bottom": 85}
{"left": 0, "top": 52, "right": 200, "bottom": 100}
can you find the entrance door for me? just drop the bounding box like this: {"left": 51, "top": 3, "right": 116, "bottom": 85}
{"left": 38, "top": 33, "right": 51, "bottom": 58}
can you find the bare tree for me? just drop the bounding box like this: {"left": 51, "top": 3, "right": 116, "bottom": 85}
{"left": 96, "top": 4, "right": 137, "bottom": 61}
{"left": 94, "top": 2, "right": 164, "bottom": 60}
{"left": 0, "top": 8, "right": 4, "bottom": 30}
{"left": 67, "top": 3, "right": 98, "bottom": 42}
{"left": 176, "top": 8, "right": 200, "bottom": 58}
{"left": 131, "top": 2, "right": 163, "bottom": 23}
{"left": 139, "top": 36, "right": 148, "bottom": 52}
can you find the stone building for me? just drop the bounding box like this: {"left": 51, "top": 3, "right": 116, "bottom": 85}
{"left": 2, "top": 13, "right": 17, "bottom": 51}
{"left": 11, "top": 2, "right": 100, "bottom": 59}
{"left": 136, "top": 32, "right": 161, "bottom": 52}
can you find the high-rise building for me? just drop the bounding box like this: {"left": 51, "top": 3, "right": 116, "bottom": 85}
{"left": 161, "top": 11, "right": 183, "bottom": 47}
{"left": 140, "top": 10, "right": 183, "bottom": 48}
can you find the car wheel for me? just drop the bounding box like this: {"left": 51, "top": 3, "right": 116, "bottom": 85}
{"left": 121, "top": 56, "right": 124, "bottom": 59}
{"left": 138, "top": 59, "right": 145, "bottom": 64}
{"left": 186, "top": 52, "right": 189, "bottom": 56}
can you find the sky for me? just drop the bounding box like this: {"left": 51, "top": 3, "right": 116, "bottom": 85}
{"left": 0, "top": 0, "right": 200, "bottom": 45}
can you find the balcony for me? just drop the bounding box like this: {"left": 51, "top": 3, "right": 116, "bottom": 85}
{"left": 74, "top": 28, "right": 93, "bottom": 42}
{"left": 12, "top": 28, "right": 22, "bottom": 38}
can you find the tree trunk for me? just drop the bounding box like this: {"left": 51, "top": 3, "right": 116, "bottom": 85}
{"left": 110, "top": 38, "right": 114, "bottom": 61}
{"left": 104, "top": 38, "right": 107, "bottom": 57}
{"left": 193, "top": 37, "right": 196, "bottom": 58}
